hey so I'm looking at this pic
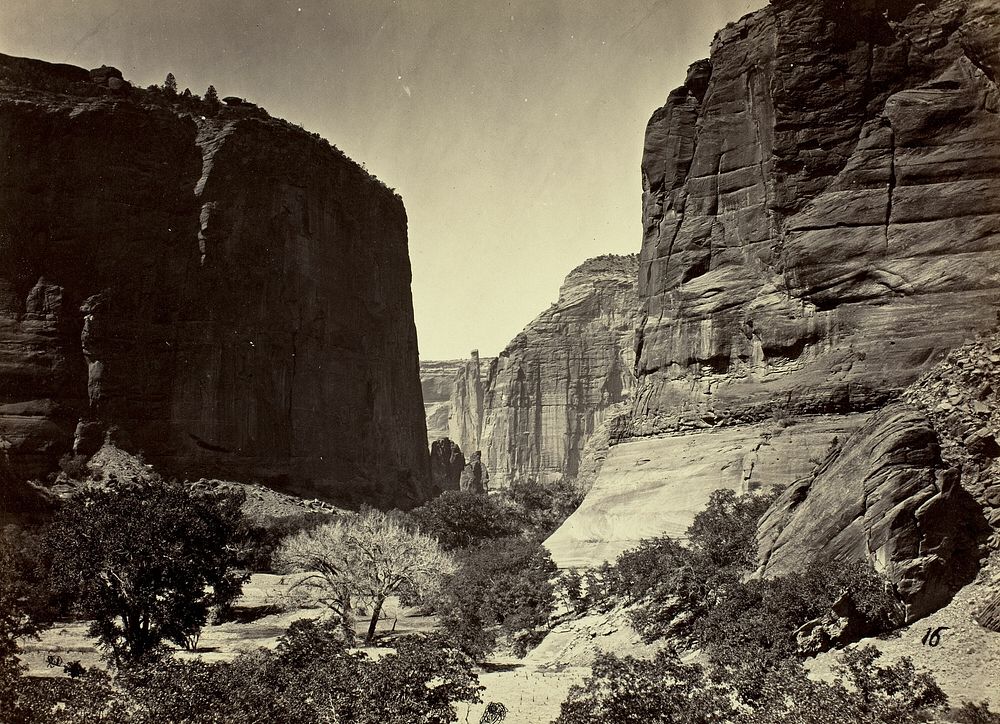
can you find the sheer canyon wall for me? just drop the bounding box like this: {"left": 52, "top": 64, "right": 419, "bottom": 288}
{"left": 630, "top": 0, "right": 1000, "bottom": 435}
{"left": 0, "top": 54, "right": 430, "bottom": 517}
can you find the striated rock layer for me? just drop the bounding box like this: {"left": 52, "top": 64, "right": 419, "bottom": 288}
{"left": 630, "top": 0, "right": 1000, "bottom": 437}
{"left": 448, "top": 351, "right": 488, "bottom": 456}
{"left": 547, "top": 2, "right": 1000, "bottom": 618}
{"left": 0, "top": 54, "right": 429, "bottom": 514}
{"left": 757, "top": 331, "right": 1000, "bottom": 621}
{"left": 469, "top": 255, "right": 641, "bottom": 489}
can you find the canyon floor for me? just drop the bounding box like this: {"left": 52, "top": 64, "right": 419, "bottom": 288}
{"left": 18, "top": 557, "right": 1000, "bottom": 722}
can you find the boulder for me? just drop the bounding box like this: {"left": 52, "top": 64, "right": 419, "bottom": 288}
{"left": 795, "top": 592, "right": 871, "bottom": 656}
{"left": 88, "top": 65, "right": 123, "bottom": 85}
{"left": 757, "top": 403, "right": 989, "bottom": 622}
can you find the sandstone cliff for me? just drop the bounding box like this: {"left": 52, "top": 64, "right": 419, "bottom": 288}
{"left": 448, "top": 351, "right": 488, "bottom": 456}
{"left": 547, "top": 0, "right": 1000, "bottom": 582}
{"left": 756, "top": 332, "right": 1000, "bottom": 620}
{"left": 0, "top": 53, "right": 429, "bottom": 514}
{"left": 470, "top": 254, "right": 640, "bottom": 489}
{"left": 757, "top": 403, "right": 988, "bottom": 622}
{"left": 630, "top": 0, "right": 1000, "bottom": 436}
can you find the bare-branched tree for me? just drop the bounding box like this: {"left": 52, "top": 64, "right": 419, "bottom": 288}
{"left": 276, "top": 508, "right": 454, "bottom": 643}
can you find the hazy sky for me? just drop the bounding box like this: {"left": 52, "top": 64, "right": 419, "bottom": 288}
{"left": 1, "top": 0, "right": 764, "bottom": 360}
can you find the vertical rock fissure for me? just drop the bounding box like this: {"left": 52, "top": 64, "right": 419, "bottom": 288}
{"left": 885, "top": 121, "right": 896, "bottom": 254}
{"left": 746, "top": 70, "right": 769, "bottom": 196}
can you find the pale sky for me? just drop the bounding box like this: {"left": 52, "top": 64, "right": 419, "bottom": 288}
{"left": 0, "top": 0, "right": 765, "bottom": 360}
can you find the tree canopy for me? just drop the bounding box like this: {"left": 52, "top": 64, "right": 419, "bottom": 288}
{"left": 276, "top": 508, "right": 454, "bottom": 642}
{"left": 46, "top": 478, "right": 247, "bottom": 663}
{"left": 436, "top": 537, "right": 557, "bottom": 659}
{"left": 409, "top": 490, "right": 519, "bottom": 550}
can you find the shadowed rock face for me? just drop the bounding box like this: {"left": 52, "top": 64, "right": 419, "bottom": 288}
{"left": 469, "top": 255, "right": 640, "bottom": 489}
{"left": 630, "top": 0, "right": 1000, "bottom": 437}
{"left": 0, "top": 54, "right": 429, "bottom": 512}
{"left": 429, "top": 437, "right": 464, "bottom": 494}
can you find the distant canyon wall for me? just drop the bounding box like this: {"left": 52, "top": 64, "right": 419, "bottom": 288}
{"left": 0, "top": 54, "right": 429, "bottom": 515}
{"left": 419, "top": 359, "right": 467, "bottom": 444}
{"left": 438, "top": 255, "right": 639, "bottom": 489}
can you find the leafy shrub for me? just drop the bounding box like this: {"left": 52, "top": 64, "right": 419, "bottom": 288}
{"left": 0, "top": 524, "right": 56, "bottom": 717}
{"left": 557, "top": 645, "right": 946, "bottom": 724}
{"left": 507, "top": 477, "right": 584, "bottom": 540}
{"left": 952, "top": 701, "right": 1000, "bottom": 723}
{"left": 46, "top": 478, "right": 248, "bottom": 663}
{"left": 437, "top": 537, "right": 557, "bottom": 659}
{"left": 409, "top": 490, "right": 520, "bottom": 550}
{"left": 13, "top": 667, "right": 133, "bottom": 723}
{"left": 686, "top": 487, "right": 777, "bottom": 571}
{"left": 602, "top": 488, "right": 778, "bottom": 640}
{"left": 239, "top": 511, "right": 331, "bottom": 572}
{"left": 556, "top": 649, "right": 735, "bottom": 724}
{"left": 697, "top": 558, "right": 903, "bottom": 700}
{"left": 57, "top": 453, "right": 90, "bottom": 481}
{"left": 740, "top": 646, "right": 947, "bottom": 723}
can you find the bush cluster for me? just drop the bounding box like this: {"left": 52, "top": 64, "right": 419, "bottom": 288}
{"left": 551, "top": 487, "right": 945, "bottom": 722}
{"left": 12, "top": 620, "right": 480, "bottom": 723}
{"left": 557, "top": 644, "right": 946, "bottom": 724}
{"left": 406, "top": 489, "right": 561, "bottom": 659}
{"left": 436, "top": 537, "right": 557, "bottom": 659}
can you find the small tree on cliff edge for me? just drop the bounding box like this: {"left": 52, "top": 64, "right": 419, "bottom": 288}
{"left": 204, "top": 84, "right": 219, "bottom": 105}
{"left": 276, "top": 508, "right": 454, "bottom": 643}
{"left": 163, "top": 72, "right": 177, "bottom": 94}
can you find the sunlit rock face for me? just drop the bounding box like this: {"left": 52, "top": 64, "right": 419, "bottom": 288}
{"left": 448, "top": 351, "right": 488, "bottom": 459}
{"left": 757, "top": 403, "right": 989, "bottom": 622}
{"left": 547, "top": 412, "right": 870, "bottom": 568}
{"left": 630, "top": 0, "right": 1000, "bottom": 438}
{"left": 757, "top": 332, "right": 1000, "bottom": 621}
{"left": 548, "top": 0, "right": 1000, "bottom": 586}
{"left": 420, "top": 359, "right": 467, "bottom": 444}
{"left": 454, "top": 255, "right": 640, "bottom": 489}
{"left": 0, "top": 53, "right": 429, "bottom": 512}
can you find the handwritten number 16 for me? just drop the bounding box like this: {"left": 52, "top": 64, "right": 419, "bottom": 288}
{"left": 921, "top": 626, "right": 949, "bottom": 646}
